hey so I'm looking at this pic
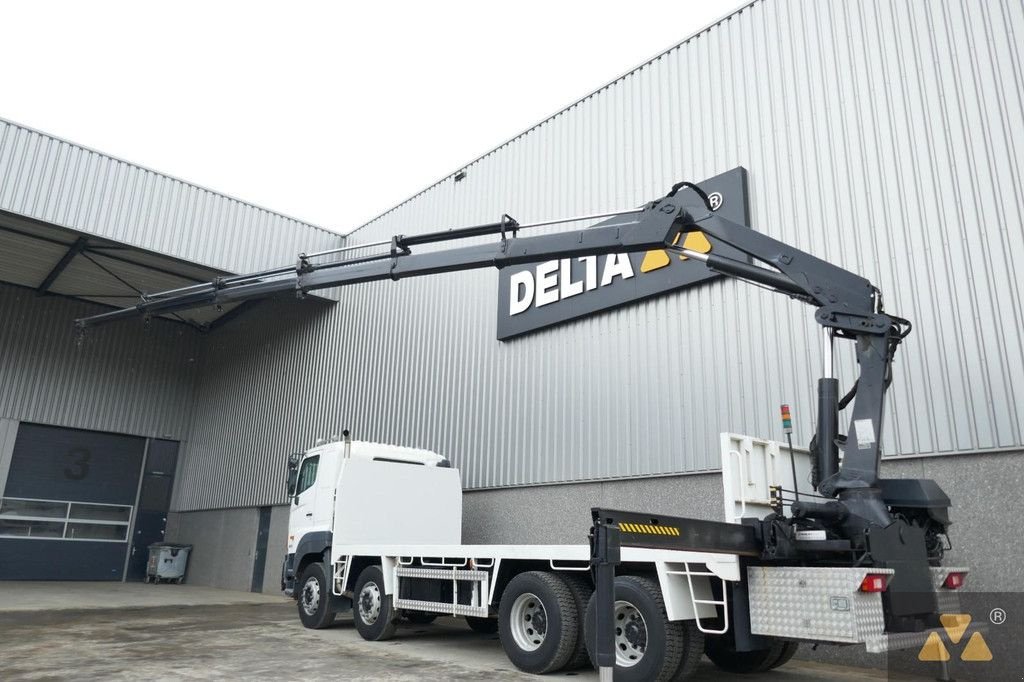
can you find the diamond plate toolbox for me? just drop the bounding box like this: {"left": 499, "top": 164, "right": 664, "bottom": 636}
{"left": 747, "top": 566, "right": 893, "bottom": 645}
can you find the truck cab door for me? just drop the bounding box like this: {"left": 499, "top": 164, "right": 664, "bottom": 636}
{"left": 288, "top": 454, "right": 320, "bottom": 548}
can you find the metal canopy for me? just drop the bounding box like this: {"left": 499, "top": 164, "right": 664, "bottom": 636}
{"left": 0, "top": 209, "right": 272, "bottom": 330}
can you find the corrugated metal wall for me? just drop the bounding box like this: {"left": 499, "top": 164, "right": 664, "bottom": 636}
{"left": 0, "top": 118, "right": 341, "bottom": 275}
{"left": 0, "top": 283, "right": 202, "bottom": 440}
{"left": 174, "top": 0, "right": 1024, "bottom": 509}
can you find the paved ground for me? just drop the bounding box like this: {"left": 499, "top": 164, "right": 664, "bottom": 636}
{"left": 0, "top": 583, "right": 934, "bottom": 681}
{"left": 0, "top": 581, "right": 280, "bottom": 611}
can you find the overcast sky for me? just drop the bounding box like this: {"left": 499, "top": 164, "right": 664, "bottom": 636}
{"left": 1, "top": 0, "right": 743, "bottom": 233}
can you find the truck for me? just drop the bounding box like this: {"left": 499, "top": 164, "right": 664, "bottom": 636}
{"left": 76, "top": 177, "right": 969, "bottom": 680}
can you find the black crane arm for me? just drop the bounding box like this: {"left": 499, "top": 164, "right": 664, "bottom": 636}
{"left": 74, "top": 183, "right": 921, "bottom": 534}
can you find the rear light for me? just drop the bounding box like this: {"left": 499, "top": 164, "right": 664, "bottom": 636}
{"left": 860, "top": 573, "right": 888, "bottom": 592}
{"left": 943, "top": 572, "right": 966, "bottom": 590}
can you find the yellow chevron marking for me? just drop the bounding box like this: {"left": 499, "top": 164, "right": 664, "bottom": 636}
{"left": 618, "top": 522, "right": 682, "bottom": 536}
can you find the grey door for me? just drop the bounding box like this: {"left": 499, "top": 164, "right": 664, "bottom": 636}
{"left": 250, "top": 506, "right": 272, "bottom": 592}
{"left": 0, "top": 423, "right": 145, "bottom": 580}
{"left": 126, "top": 440, "right": 178, "bottom": 582}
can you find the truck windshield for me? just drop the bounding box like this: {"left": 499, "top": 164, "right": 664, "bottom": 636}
{"left": 296, "top": 456, "right": 319, "bottom": 495}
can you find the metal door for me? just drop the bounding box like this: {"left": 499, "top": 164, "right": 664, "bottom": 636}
{"left": 250, "top": 506, "right": 273, "bottom": 592}
{"left": 126, "top": 440, "right": 178, "bottom": 581}
{"left": 288, "top": 454, "right": 320, "bottom": 549}
{"left": 0, "top": 423, "right": 144, "bottom": 580}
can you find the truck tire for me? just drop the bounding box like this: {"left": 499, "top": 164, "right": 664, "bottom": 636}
{"left": 498, "top": 571, "right": 579, "bottom": 674}
{"left": 561, "top": 573, "right": 594, "bottom": 670}
{"left": 297, "top": 562, "right": 337, "bottom": 629}
{"left": 769, "top": 641, "right": 799, "bottom": 669}
{"left": 404, "top": 611, "right": 438, "bottom": 625}
{"left": 466, "top": 616, "right": 499, "bottom": 634}
{"left": 353, "top": 565, "right": 398, "bottom": 641}
{"left": 583, "top": 575, "right": 704, "bottom": 682}
{"left": 704, "top": 632, "right": 786, "bottom": 673}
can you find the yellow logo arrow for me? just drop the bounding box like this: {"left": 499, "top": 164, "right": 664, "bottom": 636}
{"left": 640, "top": 232, "right": 712, "bottom": 273}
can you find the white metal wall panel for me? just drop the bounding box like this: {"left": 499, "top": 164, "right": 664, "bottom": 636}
{"left": 0, "top": 118, "right": 342, "bottom": 276}
{"left": 175, "top": 0, "right": 1024, "bottom": 510}
{"left": 0, "top": 284, "right": 201, "bottom": 440}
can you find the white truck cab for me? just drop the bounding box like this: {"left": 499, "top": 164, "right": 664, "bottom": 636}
{"left": 287, "top": 436, "right": 460, "bottom": 556}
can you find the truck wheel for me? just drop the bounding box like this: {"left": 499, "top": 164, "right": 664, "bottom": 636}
{"left": 705, "top": 632, "right": 785, "bottom": 673}
{"left": 353, "top": 565, "right": 398, "bottom": 641}
{"left": 297, "top": 562, "right": 337, "bottom": 629}
{"left": 466, "top": 616, "right": 499, "bottom": 634}
{"left": 405, "top": 611, "right": 438, "bottom": 625}
{"left": 498, "top": 571, "right": 578, "bottom": 674}
{"left": 769, "top": 641, "right": 799, "bottom": 669}
{"left": 583, "top": 575, "right": 704, "bottom": 682}
{"left": 561, "top": 573, "right": 594, "bottom": 670}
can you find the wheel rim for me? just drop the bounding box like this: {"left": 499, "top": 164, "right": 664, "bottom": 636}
{"left": 614, "top": 600, "right": 647, "bottom": 667}
{"left": 358, "top": 580, "right": 383, "bottom": 625}
{"left": 301, "top": 575, "right": 321, "bottom": 616}
{"left": 509, "top": 592, "right": 548, "bottom": 651}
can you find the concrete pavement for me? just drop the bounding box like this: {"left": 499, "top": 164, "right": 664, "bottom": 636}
{"left": 0, "top": 581, "right": 282, "bottom": 612}
{"left": 0, "top": 582, "right": 936, "bottom": 681}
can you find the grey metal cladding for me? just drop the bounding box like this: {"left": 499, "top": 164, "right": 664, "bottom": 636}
{"left": 0, "top": 284, "right": 201, "bottom": 440}
{"left": 172, "top": 0, "right": 1024, "bottom": 511}
{"left": 0, "top": 118, "right": 343, "bottom": 276}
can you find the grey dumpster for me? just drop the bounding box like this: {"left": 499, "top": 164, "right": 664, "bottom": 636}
{"left": 146, "top": 542, "right": 192, "bottom": 584}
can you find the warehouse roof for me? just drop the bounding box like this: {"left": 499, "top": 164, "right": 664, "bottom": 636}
{"left": 0, "top": 117, "right": 343, "bottom": 328}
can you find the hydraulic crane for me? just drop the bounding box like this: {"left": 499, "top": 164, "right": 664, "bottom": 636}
{"left": 75, "top": 180, "right": 956, "bottom": 678}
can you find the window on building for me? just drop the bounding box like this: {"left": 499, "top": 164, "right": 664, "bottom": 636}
{"left": 0, "top": 497, "right": 132, "bottom": 542}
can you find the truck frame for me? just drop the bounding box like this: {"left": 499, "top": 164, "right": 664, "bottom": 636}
{"left": 76, "top": 177, "right": 968, "bottom": 680}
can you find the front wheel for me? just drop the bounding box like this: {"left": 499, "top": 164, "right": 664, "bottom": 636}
{"left": 297, "top": 562, "right": 337, "bottom": 629}
{"left": 352, "top": 565, "right": 398, "bottom": 641}
{"left": 583, "top": 575, "right": 704, "bottom": 682}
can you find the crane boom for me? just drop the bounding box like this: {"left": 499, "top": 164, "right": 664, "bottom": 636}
{"left": 74, "top": 182, "right": 947, "bottom": 566}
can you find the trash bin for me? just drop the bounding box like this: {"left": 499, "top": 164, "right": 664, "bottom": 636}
{"left": 146, "top": 542, "right": 192, "bottom": 584}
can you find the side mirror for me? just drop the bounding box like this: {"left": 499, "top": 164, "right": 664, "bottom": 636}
{"left": 286, "top": 453, "right": 301, "bottom": 499}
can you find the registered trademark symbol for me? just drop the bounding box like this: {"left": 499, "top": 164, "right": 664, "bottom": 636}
{"left": 989, "top": 607, "right": 1006, "bottom": 625}
{"left": 708, "top": 192, "right": 724, "bottom": 211}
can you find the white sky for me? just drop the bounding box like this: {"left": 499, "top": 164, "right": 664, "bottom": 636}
{"left": 1, "top": 0, "right": 743, "bottom": 234}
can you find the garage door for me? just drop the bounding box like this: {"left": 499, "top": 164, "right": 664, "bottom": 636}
{"left": 0, "top": 423, "right": 145, "bottom": 580}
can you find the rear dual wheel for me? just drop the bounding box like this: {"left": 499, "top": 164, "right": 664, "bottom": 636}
{"left": 705, "top": 631, "right": 799, "bottom": 673}
{"left": 498, "top": 571, "right": 580, "bottom": 674}
{"left": 583, "top": 575, "right": 704, "bottom": 682}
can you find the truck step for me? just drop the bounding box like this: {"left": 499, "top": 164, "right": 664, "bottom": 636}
{"left": 393, "top": 566, "right": 490, "bottom": 617}
{"left": 395, "top": 567, "right": 488, "bottom": 581}
{"left": 393, "top": 597, "right": 489, "bottom": 618}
